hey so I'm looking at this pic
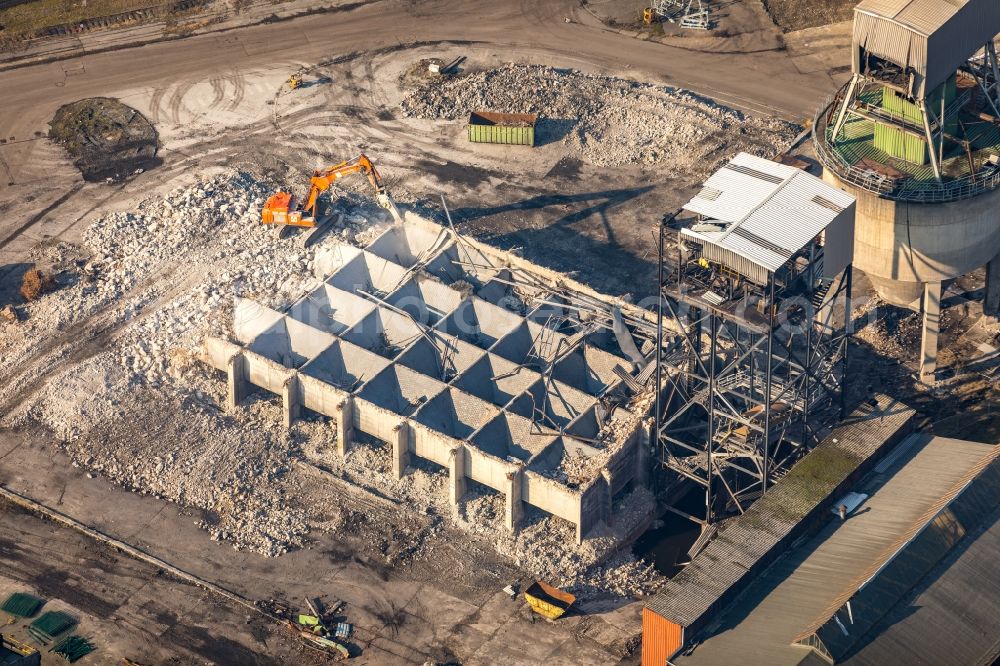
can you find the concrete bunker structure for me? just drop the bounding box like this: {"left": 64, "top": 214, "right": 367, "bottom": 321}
{"left": 201, "top": 216, "right": 660, "bottom": 542}
{"left": 816, "top": 0, "right": 1000, "bottom": 380}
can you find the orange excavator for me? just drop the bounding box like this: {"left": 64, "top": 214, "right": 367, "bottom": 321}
{"left": 261, "top": 153, "right": 401, "bottom": 228}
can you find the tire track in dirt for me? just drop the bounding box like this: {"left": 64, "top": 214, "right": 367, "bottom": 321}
{"left": 168, "top": 79, "right": 197, "bottom": 125}
{"left": 148, "top": 85, "right": 167, "bottom": 125}
{"left": 208, "top": 76, "right": 226, "bottom": 111}
{"left": 226, "top": 68, "right": 246, "bottom": 112}
{"left": 0, "top": 261, "right": 215, "bottom": 417}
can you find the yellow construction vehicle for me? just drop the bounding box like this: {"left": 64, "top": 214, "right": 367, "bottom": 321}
{"left": 262, "top": 153, "right": 402, "bottom": 228}
{"left": 288, "top": 74, "right": 303, "bottom": 90}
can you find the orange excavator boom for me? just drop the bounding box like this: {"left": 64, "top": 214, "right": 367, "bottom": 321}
{"left": 261, "top": 153, "right": 398, "bottom": 228}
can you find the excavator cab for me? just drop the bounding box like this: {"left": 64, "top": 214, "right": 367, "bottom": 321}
{"left": 261, "top": 192, "right": 311, "bottom": 227}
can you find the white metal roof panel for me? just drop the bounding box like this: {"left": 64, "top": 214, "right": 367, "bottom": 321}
{"left": 681, "top": 153, "right": 855, "bottom": 274}
{"left": 683, "top": 152, "right": 799, "bottom": 223}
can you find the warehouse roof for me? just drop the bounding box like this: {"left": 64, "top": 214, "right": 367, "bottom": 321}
{"left": 680, "top": 153, "right": 854, "bottom": 275}
{"left": 644, "top": 395, "right": 914, "bottom": 632}
{"left": 843, "top": 507, "right": 1000, "bottom": 666}
{"left": 853, "top": 0, "right": 1000, "bottom": 98}
{"left": 671, "top": 434, "right": 999, "bottom": 666}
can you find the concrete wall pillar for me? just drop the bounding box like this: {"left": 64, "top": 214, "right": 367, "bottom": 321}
{"left": 448, "top": 445, "right": 467, "bottom": 508}
{"left": 226, "top": 352, "right": 248, "bottom": 411}
{"left": 600, "top": 469, "right": 614, "bottom": 525}
{"left": 985, "top": 254, "right": 1000, "bottom": 318}
{"left": 636, "top": 418, "right": 653, "bottom": 489}
{"left": 920, "top": 281, "right": 942, "bottom": 383}
{"left": 391, "top": 423, "right": 410, "bottom": 479}
{"left": 504, "top": 468, "right": 524, "bottom": 532}
{"left": 281, "top": 375, "right": 300, "bottom": 429}
{"left": 335, "top": 397, "right": 355, "bottom": 455}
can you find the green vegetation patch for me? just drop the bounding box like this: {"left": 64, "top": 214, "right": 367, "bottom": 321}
{"left": 0, "top": 0, "right": 154, "bottom": 44}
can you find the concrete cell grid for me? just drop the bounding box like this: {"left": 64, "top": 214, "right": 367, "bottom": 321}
{"left": 326, "top": 250, "right": 409, "bottom": 296}
{"left": 287, "top": 284, "right": 375, "bottom": 335}
{"left": 300, "top": 339, "right": 391, "bottom": 392}
{"left": 203, "top": 216, "right": 656, "bottom": 542}
{"left": 451, "top": 352, "right": 540, "bottom": 408}
{"left": 396, "top": 332, "right": 485, "bottom": 383}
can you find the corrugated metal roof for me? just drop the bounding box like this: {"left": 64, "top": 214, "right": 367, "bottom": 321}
{"left": 644, "top": 395, "right": 915, "bottom": 630}
{"left": 670, "top": 434, "right": 998, "bottom": 666}
{"left": 843, "top": 505, "right": 1000, "bottom": 666}
{"left": 855, "top": 0, "right": 964, "bottom": 36}
{"left": 852, "top": 0, "right": 1000, "bottom": 98}
{"left": 681, "top": 153, "right": 855, "bottom": 275}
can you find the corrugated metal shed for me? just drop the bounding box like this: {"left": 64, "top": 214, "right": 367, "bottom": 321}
{"left": 644, "top": 395, "right": 915, "bottom": 632}
{"left": 668, "top": 434, "right": 998, "bottom": 666}
{"left": 853, "top": 0, "right": 1000, "bottom": 98}
{"left": 680, "top": 153, "right": 855, "bottom": 280}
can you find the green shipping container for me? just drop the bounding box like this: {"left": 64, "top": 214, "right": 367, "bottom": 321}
{"left": 467, "top": 111, "right": 536, "bottom": 146}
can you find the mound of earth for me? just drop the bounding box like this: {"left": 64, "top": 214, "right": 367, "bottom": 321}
{"left": 763, "top": 0, "right": 855, "bottom": 32}
{"left": 49, "top": 97, "right": 159, "bottom": 183}
{"left": 400, "top": 63, "right": 798, "bottom": 176}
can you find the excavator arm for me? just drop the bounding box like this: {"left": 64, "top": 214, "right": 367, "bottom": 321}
{"left": 262, "top": 153, "right": 400, "bottom": 227}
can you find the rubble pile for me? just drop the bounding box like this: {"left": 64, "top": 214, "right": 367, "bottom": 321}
{"left": 456, "top": 484, "right": 664, "bottom": 598}
{"left": 401, "top": 63, "right": 798, "bottom": 173}
{"left": 2, "top": 171, "right": 662, "bottom": 595}
{"left": 1, "top": 172, "right": 388, "bottom": 556}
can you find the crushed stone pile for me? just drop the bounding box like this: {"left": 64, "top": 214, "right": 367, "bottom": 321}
{"left": 400, "top": 63, "right": 799, "bottom": 173}
{"left": 1, "top": 171, "right": 389, "bottom": 557}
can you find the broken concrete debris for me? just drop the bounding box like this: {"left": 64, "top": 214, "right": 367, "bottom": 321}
{"left": 401, "top": 63, "right": 799, "bottom": 172}
{"left": 0, "top": 175, "right": 665, "bottom": 597}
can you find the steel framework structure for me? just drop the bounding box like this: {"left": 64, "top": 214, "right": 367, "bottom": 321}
{"left": 653, "top": 218, "right": 853, "bottom": 523}
{"left": 652, "top": 0, "right": 710, "bottom": 30}
{"left": 829, "top": 45, "right": 1000, "bottom": 183}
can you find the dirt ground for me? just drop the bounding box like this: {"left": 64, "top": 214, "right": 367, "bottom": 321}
{"left": 0, "top": 1, "right": 997, "bottom": 663}
{"left": 762, "top": 0, "right": 855, "bottom": 32}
